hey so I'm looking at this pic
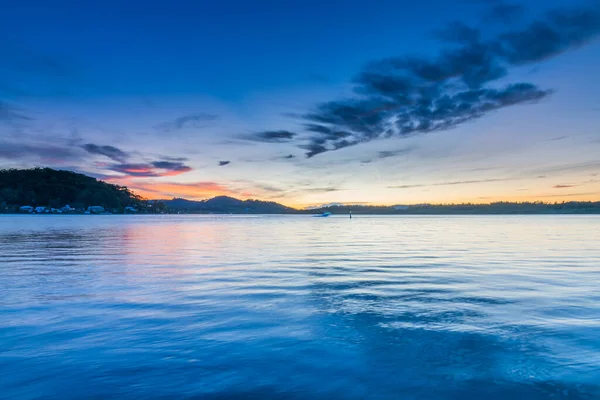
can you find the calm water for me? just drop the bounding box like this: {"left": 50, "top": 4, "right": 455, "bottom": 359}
{"left": 1, "top": 215, "right": 599, "bottom": 399}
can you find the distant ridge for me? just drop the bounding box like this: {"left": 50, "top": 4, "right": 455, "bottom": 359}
{"left": 305, "top": 202, "right": 600, "bottom": 215}
{"left": 159, "top": 196, "right": 296, "bottom": 214}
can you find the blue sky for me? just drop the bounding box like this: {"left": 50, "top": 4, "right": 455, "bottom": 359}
{"left": 1, "top": 0, "right": 600, "bottom": 206}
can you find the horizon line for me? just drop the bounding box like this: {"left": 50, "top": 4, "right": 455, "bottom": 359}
{"left": 153, "top": 195, "right": 600, "bottom": 211}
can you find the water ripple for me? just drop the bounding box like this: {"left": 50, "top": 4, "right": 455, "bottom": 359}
{"left": 1, "top": 215, "right": 599, "bottom": 399}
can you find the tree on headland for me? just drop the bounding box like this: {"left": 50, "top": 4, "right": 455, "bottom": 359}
{"left": 0, "top": 168, "right": 157, "bottom": 213}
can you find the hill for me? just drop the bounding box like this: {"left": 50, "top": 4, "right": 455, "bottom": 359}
{"left": 0, "top": 168, "right": 148, "bottom": 212}
{"left": 160, "top": 196, "right": 296, "bottom": 214}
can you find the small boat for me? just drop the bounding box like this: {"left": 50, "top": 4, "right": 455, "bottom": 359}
{"left": 313, "top": 212, "right": 331, "bottom": 217}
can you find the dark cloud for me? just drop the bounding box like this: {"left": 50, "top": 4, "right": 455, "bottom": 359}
{"left": 155, "top": 113, "right": 218, "bottom": 132}
{"left": 508, "top": 6, "right": 600, "bottom": 64}
{"left": 377, "top": 148, "right": 416, "bottom": 159}
{"left": 150, "top": 161, "right": 188, "bottom": 170}
{"left": 218, "top": 161, "right": 230, "bottom": 166}
{"left": 553, "top": 184, "right": 576, "bottom": 189}
{"left": 283, "top": 154, "right": 295, "bottom": 159}
{"left": 299, "top": 142, "right": 329, "bottom": 158}
{"left": 299, "top": 82, "right": 549, "bottom": 157}
{"left": 247, "top": 130, "right": 297, "bottom": 143}
{"left": 0, "top": 136, "right": 192, "bottom": 178}
{"left": 108, "top": 161, "right": 192, "bottom": 177}
{"left": 81, "top": 143, "right": 129, "bottom": 162}
{"left": 81, "top": 143, "right": 191, "bottom": 177}
{"left": 267, "top": 3, "right": 599, "bottom": 158}
{"left": 159, "top": 156, "right": 189, "bottom": 162}
{"left": 377, "top": 150, "right": 397, "bottom": 159}
{"left": 108, "top": 163, "right": 154, "bottom": 177}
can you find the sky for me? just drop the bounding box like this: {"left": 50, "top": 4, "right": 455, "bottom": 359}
{"left": 1, "top": 0, "right": 600, "bottom": 208}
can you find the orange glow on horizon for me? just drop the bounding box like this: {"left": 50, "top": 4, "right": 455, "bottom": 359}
{"left": 104, "top": 176, "right": 600, "bottom": 209}
{"left": 296, "top": 193, "right": 600, "bottom": 209}
{"left": 131, "top": 182, "right": 240, "bottom": 200}
{"left": 106, "top": 177, "right": 256, "bottom": 202}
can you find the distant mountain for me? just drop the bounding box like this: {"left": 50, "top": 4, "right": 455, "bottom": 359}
{"left": 160, "top": 196, "right": 296, "bottom": 214}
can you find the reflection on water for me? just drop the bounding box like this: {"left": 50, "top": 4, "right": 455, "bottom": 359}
{"left": 1, "top": 215, "right": 599, "bottom": 399}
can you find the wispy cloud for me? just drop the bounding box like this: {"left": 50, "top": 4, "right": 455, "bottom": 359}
{"left": 389, "top": 177, "right": 519, "bottom": 189}
{"left": 533, "top": 161, "right": 600, "bottom": 175}
{"left": 302, "top": 187, "right": 343, "bottom": 193}
{"left": 553, "top": 184, "right": 577, "bottom": 189}
{"left": 155, "top": 113, "right": 218, "bottom": 132}
{"left": 218, "top": 160, "right": 231, "bottom": 166}
{"left": 1, "top": 137, "right": 193, "bottom": 179}
{"left": 158, "top": 156, "right": 189, "bottom": 162}
{"left": 0, "top": 140, "right": 82, "bottom": 162}
{"left": 81, "top": 143, "right": 129, "bottom": 162}
{"left": 82, "top": 143, "right": 192, "bottom": 178}
{"left": 244, "top": 130, "right": 297, "bottom": 143}
{"left": 377, "top": 147, "right": 416, "bottom": 159}
{"left": 257, "top": 2, "right": 600, "bottom": 158}
{"left": 108, "top": 161, "right": 192, "bottom": 177}
{"left": 538, "top": 191, "right": 600, "bottom": 198}
{"left": 254, "top": 183, "right": 286, "bottom": 193}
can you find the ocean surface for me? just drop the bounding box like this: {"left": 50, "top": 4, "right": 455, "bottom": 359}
{"left": 1, "top": 215, "right": 599, "bottom": 399}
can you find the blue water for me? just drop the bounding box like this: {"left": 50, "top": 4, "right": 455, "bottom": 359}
{"left": 1, "top": 215, "right": 599, "bottom": 399}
